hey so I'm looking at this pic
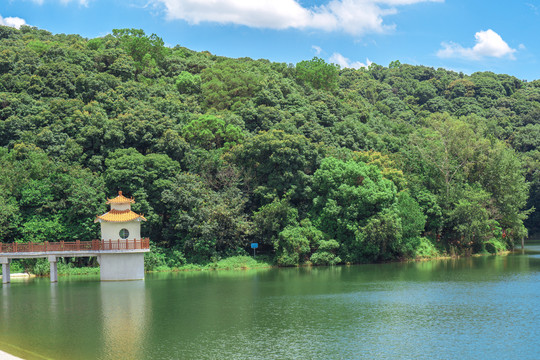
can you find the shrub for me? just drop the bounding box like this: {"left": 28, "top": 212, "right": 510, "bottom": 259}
{"left": 414, "top": 237, "right": 440, "bottom": 259}
{"left": 485, "top": 238, "right": 507, "bottom": 254}
{"left": 310, "top": 239, "right": 341, "bottom": 265}
{"left": 213, "top": 255, "right": 270, "bottom": 270}
{"left": 274, "top": 219, "right": 326, "bottom": 266}
{"left": 57, "top": 263, "right": 100, "bottom": 276}
{"left": 144, "top": 245, "right": 168, "bottom": 270}
{"left": 310, "top": 252, "right": 341, "bottom": 266}
{"left": 9, "top": 260, "right": 25, "bottom": 274}
{"left": 32, "top": 258, "right": 50, "bottom": 276}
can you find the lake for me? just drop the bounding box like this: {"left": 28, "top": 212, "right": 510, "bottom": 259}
{"left": 1, "top": 243, "right": 540, "bottom": 359}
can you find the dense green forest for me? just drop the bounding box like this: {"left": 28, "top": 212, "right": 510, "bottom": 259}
{"left": 0, "top": 25, "right": 538, "bottom": 269}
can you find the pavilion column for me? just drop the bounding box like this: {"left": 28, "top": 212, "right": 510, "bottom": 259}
{"left": 48, "top": 256, "right": 58, "bottom": 283}
{"left": 1, "top": 258, "right": 11, "bottom": 284}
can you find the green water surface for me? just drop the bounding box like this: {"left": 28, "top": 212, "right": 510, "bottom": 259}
{"left": 1, "top": 245, "right": 540, "bottom": 359}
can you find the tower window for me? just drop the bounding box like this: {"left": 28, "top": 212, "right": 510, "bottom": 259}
{"left": 119, "top": 228, "right": 129, "bottom": 239}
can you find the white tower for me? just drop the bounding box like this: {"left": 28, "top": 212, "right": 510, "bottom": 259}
{"left": 95, "top": 191, "right": 147, "bottom": 242}
{"left": 94, "top": 191, "right": 149, "bottom": 281}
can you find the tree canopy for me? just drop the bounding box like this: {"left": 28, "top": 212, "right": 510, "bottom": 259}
{"left": 0, "top": 25, "right": 537, "bottom": 267}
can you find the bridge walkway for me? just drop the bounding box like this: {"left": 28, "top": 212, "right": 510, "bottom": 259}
{"left": 0, "top": 238, "right": 150, "bottom": 283}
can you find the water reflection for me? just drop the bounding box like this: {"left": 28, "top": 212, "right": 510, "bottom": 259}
{"left": 99, "top": 281, "right": 150, "bottom": 360}
{"left": 1, "top": 250, "right": 539, "bottom": 360}
{"left": 1, "top": 283, "right": 9, "bottom": 322}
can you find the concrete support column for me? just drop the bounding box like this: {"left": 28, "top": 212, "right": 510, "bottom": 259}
{"left": 48, "top": 256, "right": 58, "bottom": 283}
{"left": 99, "top": 253, "right": 145, "bottom": 281}
{"left": 1, "top": 258, "right": 10, "bottom": 284}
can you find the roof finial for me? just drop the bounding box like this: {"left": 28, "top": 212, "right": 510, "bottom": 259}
{"left": 119, "top": 191, "right": 123, "bottom": 196}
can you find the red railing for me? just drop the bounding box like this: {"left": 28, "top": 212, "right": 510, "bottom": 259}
{"left": 0, "top": 238, "right": 150, "bottom": 253}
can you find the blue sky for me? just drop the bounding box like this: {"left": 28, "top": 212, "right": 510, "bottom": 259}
{"left": 1, "top": 0, "right": 538, "bottom": 80}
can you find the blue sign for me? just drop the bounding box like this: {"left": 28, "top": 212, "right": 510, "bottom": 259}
{"left": 251, "top": 243, "right": 259, "bottom": 249}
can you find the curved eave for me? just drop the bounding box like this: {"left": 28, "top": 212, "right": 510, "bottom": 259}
{"left": 94, "top": 214, "right": 147, "bottom": 223}
{"left": 106, "top": 197, "right": 135, "bottom": 205}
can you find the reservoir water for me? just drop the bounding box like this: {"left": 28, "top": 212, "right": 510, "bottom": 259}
{"left": 1, "top": 244, "right": 540, "bottom": 359}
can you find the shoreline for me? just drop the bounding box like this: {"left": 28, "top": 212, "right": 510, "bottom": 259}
{"left": 0, "top": 350, "right": 24, "bottom": 360}
{"left": 0, "top": 340, "right": 51, "bottom": 360}
{"left": 1, "top": 251, "right": 516, "bottom": 279}
{"left": 146, "top": 250, "right": 514, "bottom": 274}
{"left": 0, "top": 273, "right": 35, "bottom": 282}
{"left": 1, "top": 273, "right": 34, "bottom": 278}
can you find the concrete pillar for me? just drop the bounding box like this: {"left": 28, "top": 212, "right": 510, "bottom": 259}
{"left": 48, "top": 256, "right": 58, "bottom": 283}
{"left": 1, "top": 258, "right": 10, "bottom": 284}
{"left": 98, "top": 253, "right": 145, "bottom": 281}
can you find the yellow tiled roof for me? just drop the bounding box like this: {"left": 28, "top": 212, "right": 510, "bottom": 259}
{"left": 95, "top": 209, "right": 147, "bottom": 223}
{"left": 107, "top": 191, "right": 135, "bottom": 204}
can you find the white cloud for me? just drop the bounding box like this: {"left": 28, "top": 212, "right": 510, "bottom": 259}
{"left": 151, "top": 0, "right": 443, "bottom": 36}
{"left": 0, "top": 14, "right": 27, "bottom": 29}
{"left": 312, "top": 45, "right": 323, "bottom": 55}
{"left": 437, "top": 29, "right": 516, "bottom": 60}
{"left": 329, "top": 52, "right": 372, "bottom": 69}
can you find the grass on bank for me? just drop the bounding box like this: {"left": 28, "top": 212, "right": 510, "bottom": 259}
{"left": 147, "top": 255, "right": 274, "bottom": 272}
{"left": 0, "top": 237, "right": 511, "bottom": 277}
{"left": 0, "top": 255, "right": 273, "bottom": 276}
{"left": 413, "top": 237, "right": 509, "bottom": 260}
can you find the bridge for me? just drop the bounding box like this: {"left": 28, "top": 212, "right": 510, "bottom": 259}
{"left": 1, "top": 238, "right": 150, "bottom": 284}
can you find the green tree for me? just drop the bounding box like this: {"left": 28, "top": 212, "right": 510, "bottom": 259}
{"left": 357, "top": 210, "right": 402, "bottom": 261}
{"left": 252, "top": 195, "right": 298, "bottom": 247}
{"left": 0, "top": 193, "right": 20, "bottom": 241}
{"left": 227, "top": 130, "right": 321, "bottom": 210}
{"left": 311, "top": 157, "right": 397, "bottom": 262}
{"left": 176, "top": 71, "right": 201, "bottom": 94}
{"left": 201, "top": 59, "right": 264, "bottom": 110}
{"left": 410, "top": 114, "right": 487, "bottom": 201}
{"left": 104, "top": 148, "right": 181, "bottom": 241}
{"left": 394, "top": 191, "right": 426, "bottom": 256}
{"left": 162, "top": 173, "right": 251, "bottom": 262}
{"left": 447, "top": 186, "right": 496, "bottom": 251}
{"left": 275, "top": 219, "right": 327, "bottom": 266}
{"left": 112, "top": 28, "right": 166, "bottom": 76}
{"left": 296, "top": 57, "right": 339, "bottom": 91}
{"left": 182, "top": 115, "right": 244, "bottom": 151}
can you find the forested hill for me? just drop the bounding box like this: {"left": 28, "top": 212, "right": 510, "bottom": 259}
{"left": 0, "top": 26, "right": 538, "bottom": 267}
